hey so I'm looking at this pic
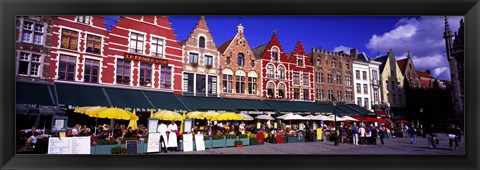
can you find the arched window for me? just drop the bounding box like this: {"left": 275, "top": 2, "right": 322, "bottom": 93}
{"left": 266, "top": 64, "right": 275, "bottom": 78}
{"left": 267, "top": 82, "right": 275, "bottom": 98}
{"left": 271, "top": 47, "right": 279, "bottom": 61}
{"left": 237, "top": 53, "right": 244, "bottom": 66}
{"left": 278, "top": 65, "right": 286, "bottom": 80}
{"left": 199, "top": 36, "right": 205, "bottom": 48}
{"left": 278, "top": 83, "right": 285, "bottom": 99}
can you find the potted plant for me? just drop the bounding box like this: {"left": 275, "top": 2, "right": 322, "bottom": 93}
{"left": 225, "top": 134, "right": 238, "bottom": 147}
{"left": 282, "top": 133, "right": 288, "bottom": 144}
{"left": 95, "top": 139, "right": 120, "bottom": 154}
{"left": 211, "top": 135, "right": 226, "bottom": 148}
{"left": 205, "top": 64, "right": 212, "bottom": 69}
{"left": 238, "top": 134, "right": 250, "bottom": 146}
{"left": 203, "top": 135, "right": 212, "bottom": 150}
{"left": 191, "top": 62, "right": 199, "bottom": 67}
{"left": 234, "top": 140, "right": 243, "bottom": 148}
{"left": 110, "top": 146, "right": 127, "bottom": 154}
{"left": 121, "top": 137, "right": 138, "bottom": 144}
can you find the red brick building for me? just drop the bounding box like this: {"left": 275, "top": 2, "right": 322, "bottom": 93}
{"left": 218, "top": 24, "right": 262, "bottom": 99}
{"left": 253, "top": 32, "right": 290, "bottom": 100}
{"left": 180, "top": 16, "right": 220, "bottom": 97}
{"left": 49, "top": 16, "right": 183, "bottom": 94}
{"left": 286, "top": 41, "right": 315, "bottom": 101}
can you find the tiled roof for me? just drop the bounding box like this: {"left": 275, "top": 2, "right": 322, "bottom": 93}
{"left": 416, "top": 71, "right": 435, "bottom": 79}
{"left": 356, "top": 52, "right": 372, "bottom": 62}
{"left": 217, "top": 38, "right": 234, "bottom": 54}
{"left": 397, "top": 58, "right": 408, "bottom": 74}
{"left": 252, "top": 43, "right": 268, "bottom": 60}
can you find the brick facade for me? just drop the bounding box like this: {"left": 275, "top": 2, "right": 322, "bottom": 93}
{"left": 286, "top": 41, "right": 315, "bottom": 102}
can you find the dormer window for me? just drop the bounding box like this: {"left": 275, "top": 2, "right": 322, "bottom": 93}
{"left": 237, "top": 53, "right": 245, "bottom": 66}
{"left": 199, "top": 36, "right": 205, "bottom": 48}
{"left": 271, "top": 47, "right": 279, "bottom": 61}
{"left": 297, "top": 56, "right": 304, "bottom": 67}
{"left": 76, "top": 16, "right": 91, "bottom": 25}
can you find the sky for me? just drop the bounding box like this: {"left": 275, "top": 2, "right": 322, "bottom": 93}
{"left": 105, "top": 16, "right": 464, "bottom": 81}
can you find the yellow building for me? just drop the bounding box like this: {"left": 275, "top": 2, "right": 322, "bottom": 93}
{"left": 374, "top": 49, "right": 406, "bottom": 118}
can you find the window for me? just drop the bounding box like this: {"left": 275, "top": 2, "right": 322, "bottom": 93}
{"left": 151, "top": 37, "right": 164, "bottom": 57}
{"left": 364, "top": 98, "right": 369, "bottom": 108}
{"left": 346, "top": 91, "right": 353, "bottom": 102}
{"left": 278, "top": 83, "right": 285, "bottom": 98}
{"left": 316, "top": 58, "right": 321, "bottom": 66}
{"left": 18, "top": 52, "right": 42, "bottom": 77}
{"left": 372, "top": 70, "right": 378, "bottom": 80}
{"left": 222, "top": 74, "right": 233, "bottom": 93}
{"left": 320, "top": 72, "right": 324, "bottom": 84}
{"left": 183, "top": 73, "right": 194, "bottom": 93}
{"left": 293, "top": 73, "right": 300, "bottom": 85}
{"left": 139, "top": 62, "right": 152, "bottom": 87}
{"left": 315, "top": 89, "right": 323, "bottom": 101}
{"left": 199, "top": 36, "right": 205, "bottom": 48}
{"left": 328, "top": 73, "right": 333, "bottom": 84}
{"left": 189, "top": 53, "right": 198, "bottom": 64}
{"left": 76, "top": 16, "right": 91, "bottom": 25}
{"left": 345, "top": 74, "right": 351, "bottom": 87}
{"left": 363, "top": 84, "right": 368, "bottom": 94}
{"left": 374, "top": 91, "right": 379, "bottom": 103}
{"left": 196, "top": 74, "right": 206, "bottom": 94}
{"left": 357, "top": 97, "right": 362, "bottom": 106}
{"left": 303, "top": 89, "right": 309, "bottom": 100}
{"left": 328, "top": 89, "right": 334, "bottom": 100}
{"left": 116, "top": 59, "right": 131, "bottom": 85}
{"left": 226, "top": 56, "right": 231, "bottom": 65}
{"left": 129, "top": 32, "right": 144, "bottom": 53}
{"left": 303, "top": 73, "right": 309, "bottom": 86}
{"left": 208, "top": 76, "right": 217, "bottom": 95}
{"left": 22, "top": 21, "right": 44, "bottom": 45}
{"left": 86, "top": 34, "right": 102, "bottom": 54}
{"left": 58, "top": 55, "right": 76, "bottom": 81}
{"left": 278, "top": 66, "right": 286, "bottom": 80}
{"left": 271, "top": 47, "right": 279, "bottom": 61}
{"left": 356, "top": 83, "right": 361, "bottom": 93}
{"left": 267, "top": 82, "right": 275, "bottom": 98}
{"left": 84, "top": 59, "right": 100, "bottom": 83}
{"left": 204, "top": 55, "right": 213, "bottom": 66}
{"left": 355, "top": 70, "right": 360, "bottom": 80}
{"left": 346, "top": 63, "right": 350, "bottom": 69}
{"left": 297, "top": 56, "right": 304, "bottom": 67}
{"left": 315, "top": 72, "right": 321, "bottom": 84}
{"left": 250, "top": 60, "right": 255, "bottom": 67}
{"left": 293, "top": 88, "right": 300, "bottom": 99}
{"left": 61, "top": 29, "right": 78, "bottom": 50}
{"left": 160, "top": 66, "right": 172, "bottom": 88}
{"left": 362, "top": 71, "right": 367, "bottom": 80}
{"left": 237, "top": 53, "right": 244, "bottom": 66}
{"left": 266, "top": 64, "right": 275, "bottom": 78}
{"left": 336, "top": 74, "right": 342, "bottom": 86}
{"left": 248, "top": 77, "right": 257, "bottom": 94}
{"left": 236, "top": 75, "right": 245, "bottom": 94}
{"left": 332, "top": 60, "right": 336, "bottom": 68}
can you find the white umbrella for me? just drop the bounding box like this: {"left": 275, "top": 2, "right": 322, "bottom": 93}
{"left": 328, "top": 115, "right": 346, "bottom": 121}
{"left": 240, "top": 113, "right": 254, "bottom": 121}
{"left": 255, "top": 115, "right": 275, "bottom": 120}
{"left": 341, "top": 115, "right": 359, "bottom": 121}
{"left": 304, "top": 115, "right": 315, "bottom": 120}
{"left": 276, "top": 113, "right": 294, "bottom": 120}
{"left": 283, "top": 114, "right": 306, "bottom": 120}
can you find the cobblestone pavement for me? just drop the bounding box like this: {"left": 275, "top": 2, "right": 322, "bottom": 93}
{"left": 165, "top": 133, "right": 464, "bottom": 155}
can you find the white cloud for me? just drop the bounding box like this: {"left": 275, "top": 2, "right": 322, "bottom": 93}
{"left": 333, "top": 45, "right": 352, "bottom": 54}
{"left": 366, "top": 16, "right": 463, "bottom": 80}
{"left": 431, "top": 67, "right": 451, "bottom": 80}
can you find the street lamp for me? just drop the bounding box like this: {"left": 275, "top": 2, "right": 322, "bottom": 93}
{"left": 333, "top": 97, "right": 339, "bottom": 146}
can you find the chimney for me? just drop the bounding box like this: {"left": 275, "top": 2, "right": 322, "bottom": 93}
{"left": 425, "top": 70, "right": 431, "bottom": 74}
{"left": 350, "top": 48, "right": 357, "bottom": 59}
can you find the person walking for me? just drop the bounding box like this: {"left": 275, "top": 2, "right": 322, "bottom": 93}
{"left": 379, "top": 127, "right": 386, "bottom": 145}
{"left": 371, "top": 125, "right": 378, "bottom": 145}
{"left": 352, "top": 125, "right": 359, "bottom": 145}
{"left": 157, "top": 121, "right": 168, "bottom": 153}
{"left": 365, "top": 125, "right": 372, "bottom": 145}
{"left": 447, "top": 124, "right": 462, "bottom": 150}
{"left": 409, "top": 125, "right": 417, "bottom": 144}
{"left": 359, "top": 125, "right": 366, "bottom": 145}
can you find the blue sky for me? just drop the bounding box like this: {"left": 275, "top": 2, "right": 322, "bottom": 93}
{"left": 105, "top": 16, "right": 464, "bottom": 80}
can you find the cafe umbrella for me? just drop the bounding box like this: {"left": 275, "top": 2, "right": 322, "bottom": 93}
{"left": 152, "top": 110, "right": 183, "bottom": 121}
{"left": 127, "top": 110, "right": 139, "bottom": 130}
{"left": 203, "top": 112, "right": 220, "bottom": 120}
{"left": 239, "top": 113, "right": 254, "bottom": 121}
{"left": 255, "top": 114, "right": 275, "bottom": 120}
{"left": 211, "top": 112, "right": 243, "bottom": 121}
{"left": 186, "top": 111, "right": 205, "bottom": 119}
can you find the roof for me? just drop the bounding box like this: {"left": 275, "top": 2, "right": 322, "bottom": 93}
{"left": 179, "top": 40, "right": 187, "bottom": 46}
{"left": 397, "top": 58, "right": 408, "bottom": 74}
{"left": 374, "top": 55, "right": 388, "bottom": 72}
{"left": 252, "top": 43, "right": 268, "bottom": 59}
{"left": 416, "top": 71, "right": 435, "bottom": 79}
{"left": 217, "top": 38, "right": 234, "bottom": 54}
{"left": 356, "top": 52, "right": 372, "bottom": 62}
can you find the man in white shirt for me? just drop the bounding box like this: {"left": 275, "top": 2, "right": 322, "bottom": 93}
{"left": 359, "top": 125, "right": 366, "bottom": 145}
{"left": 167, "top": 121, "right": 178, "bottom": 152}
{"left": 157, "top": 121, "right": 168, "bottom": 153}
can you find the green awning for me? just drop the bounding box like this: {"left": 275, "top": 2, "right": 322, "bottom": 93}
{"left": 221, "top": 98, "right": 256, "bottom": 111}
{"left": 335, "top": 105, "right": 362, "bottom": 116}
{"left": 294, "top": 101, "right": 332, "bottom": 113}
{"left": 103, "top": 87, "right": 154, "bottom": 110}
{"left": 242, "top": 99, "right": 275, "bottom": 111}
{"left": 345, "top": 104, "right": 375, "bottom": 116}
{"left": 55, "top": 83, "right": 110, "bottom": 108}
{"left": 16, "top": 81, "right": 56, "bottom": 106}
{"left": 264, "top": 100, "right": 308, "bottom": 112}
{"left": 179, "top": 96, "right": 234, "bottom": 111}
{"left": 143, "top": 91, "right": 189, "bottom": 111}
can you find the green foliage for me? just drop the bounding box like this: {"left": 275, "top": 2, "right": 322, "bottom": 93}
{"left": 110, "top": 146, "right": 127, "bottom": 154}
{"left": 191, "top": 62, "right": 199, "bottom": 67}
{"left": 234, "top": 140, "right": 243, "bottom": 145}
{"left": 239, "top": 134, "right": 248, "bottom": 138}
{"left": 249, "top": 134, "right": 257, "bottom": 139}
{"left": 205, "top": 64, "right": 212, "bottom": 69}
{"left": 96, "top": 139, "right": 116, "bottom": 145}
{"left": 203, "top": 135, "right": 210, "bottom": 140}
{"left": 225, "top": 134, "right": 237, "bottom": 139}
{"left": 212, "top": 135, "right": 224, "bottom": 140}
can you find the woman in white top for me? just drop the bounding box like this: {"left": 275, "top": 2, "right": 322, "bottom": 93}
{"left": 359, "top": 126, "right": 366, "bottom": 145}
{"left": 167, "top": 121, "right": 178, "bottom": 151}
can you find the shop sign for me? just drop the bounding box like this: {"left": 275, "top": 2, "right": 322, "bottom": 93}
{"left": 124, "top": 53, "right": 168, "bottom": 65}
